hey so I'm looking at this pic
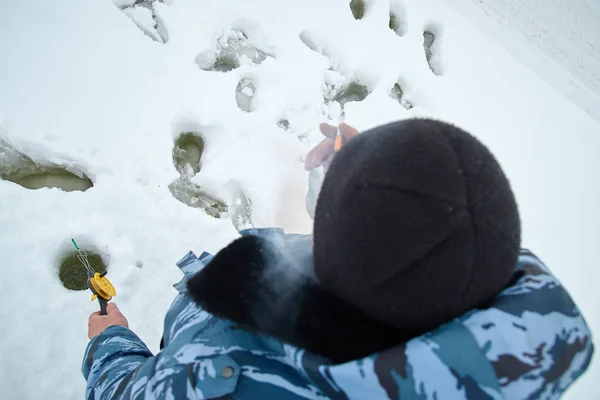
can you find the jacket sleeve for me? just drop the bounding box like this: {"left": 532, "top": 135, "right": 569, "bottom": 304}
{"left": 82, "top": 325, "right": 154, "bottom": 399}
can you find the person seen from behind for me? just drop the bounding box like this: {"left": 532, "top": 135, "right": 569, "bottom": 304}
{"left": 84, "top": 119, "right": 594, "bottom": 399}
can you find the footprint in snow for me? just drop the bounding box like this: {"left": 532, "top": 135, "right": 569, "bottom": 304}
{"left": 226, "top": 180, "right": 254, "bottom": 232}
{"left": 332, "top": 81, "right": 370, "bottom": 108}
{"left": 350, "top": 0, "right": 369, "bottom": 20}
{"left": 168, "top": 179, "right": 228, "bottom": 219}
{"left": 172, "top": 132, "right": 205, "bottom": 177}
{"left": 390, "top": 81, "right": 413, "bottom": 110}
{"left": 322, "top": 76, "right": 371, "bottom": 120}
{"left": 389, "top": 1, "right": 408, "bottom": 36}
{"left": 235, "top": 78, "right": 257, "bottom": 112}
{"left": 277, "top": 119, "right": 291, "bottom": 131}
{"left": 169, "top": 131, "right": 227, "bottom": 218}
{"left": 118, "top": 0, "right": 169, "bottom": 44}
{"left": 299, "top": 32, "right": 371, "bottom": 113}
{"left": 423, "top": 25, "right": 444, "bottom": 76}
{"left": 197, "top": 30, "right": 271, "bottom": 73}
{"left": 168, "top": 129, "right": 254, "bottom": 229}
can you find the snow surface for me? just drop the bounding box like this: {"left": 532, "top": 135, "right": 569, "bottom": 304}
{"left": 0, "top": 0, "right": 599, "bottom": 398}
{"left": 446, "top": 0, "right": 600, "bottom": 122}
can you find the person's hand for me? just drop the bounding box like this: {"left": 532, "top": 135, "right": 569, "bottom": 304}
{"left": 88, "top": 302, "right": 129, "bottom": 339}
{"left": 305, "top": 123, "right": 359, "bottom": 172}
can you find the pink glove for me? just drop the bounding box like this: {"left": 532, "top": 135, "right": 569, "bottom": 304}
{"left": 305, "top": 123, "right": 360, "bottom": 219}
{"left": 304, "top": 123, "right": 360, "bottom": 172}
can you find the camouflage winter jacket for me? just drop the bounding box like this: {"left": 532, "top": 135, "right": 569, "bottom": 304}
{"left": 82, "top": 229, "right": 593, "bottom": 399}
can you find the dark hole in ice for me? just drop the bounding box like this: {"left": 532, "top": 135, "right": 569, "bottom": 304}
{"left": 59, "top": 251, "right": 107, "bottom": 291}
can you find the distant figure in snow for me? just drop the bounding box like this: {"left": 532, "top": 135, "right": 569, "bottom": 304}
{"left": 84, "top": 119, "right": 593, "bottom": 399}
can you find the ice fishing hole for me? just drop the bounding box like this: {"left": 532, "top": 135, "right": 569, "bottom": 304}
{"left": 0, "top": 141, "right": 93, "bottom": 192}
{"left": 173, "top": 133, "right": 205, "bottom": 176}
{"left": 59, "top": 251, "right": 107, "bottom": 291}
{"left": 0, "top": 139, "right": 93, "bottom": 191}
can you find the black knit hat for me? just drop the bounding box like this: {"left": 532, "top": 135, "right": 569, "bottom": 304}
{"left": 313, "top": 118, "right": 521, "bottom": 335}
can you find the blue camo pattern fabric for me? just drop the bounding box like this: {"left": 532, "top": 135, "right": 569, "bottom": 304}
{"left": 82, "top": 228, "right": 594, "bottom": 399}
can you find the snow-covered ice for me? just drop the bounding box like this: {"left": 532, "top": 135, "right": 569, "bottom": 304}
{"left": 446, "top": 0, "right": 600, "bottom": 121}
{"left": 0, "top": 0, "right": 598, "bottom": 398}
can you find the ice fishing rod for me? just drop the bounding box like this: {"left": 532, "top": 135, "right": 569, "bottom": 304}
{"left": 71, "top": 239, "right": 116, "bottom": 315}
{"left": 334, "top": 110, "right": 346, "bottom": 152}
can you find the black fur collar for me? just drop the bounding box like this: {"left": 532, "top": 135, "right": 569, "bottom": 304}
{"left": 186, "top": 234, "right": 410, "bottom": 364}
